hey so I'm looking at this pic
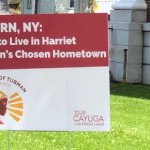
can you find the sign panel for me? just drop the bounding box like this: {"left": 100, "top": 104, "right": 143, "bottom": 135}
{"left": 0, "top": 14, "right": 110, "bottom": 131}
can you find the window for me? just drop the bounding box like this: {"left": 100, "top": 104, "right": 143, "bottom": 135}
{"left": 70, "top": 0, "right": 74, "bottom": 8}
{"left": 27, "top": 0, "right": 32, "bottom": 9}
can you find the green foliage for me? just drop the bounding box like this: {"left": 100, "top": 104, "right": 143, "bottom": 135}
{"left": 88, "top": 0, "right": 93, "bottom": 7}
{"left": 18, "top": 0, "right": 22, "bottom": 11}
{"left": 0, "top": 83, "right": 150, "bottom": 150}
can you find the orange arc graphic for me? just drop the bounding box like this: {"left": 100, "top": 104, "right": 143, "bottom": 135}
{"left": 0, "top": 91, "right": 6, "bottom": 100}
{"left": 9, "top": 97, "right": 22, "bottom": 104}
{"left": 10, "top": 103, "right": 23, "bottom": 109}
{"left": 8, "top": 92, "right": 23, "bottom": 122}
{"left": 9, "top": 113, "right": 20, "bottom": 122}
{"left": 8, "top": 108, "right": 23, "bottom": 116}
{"left": 10, "top": 92, "right": 19, "bottom": 99}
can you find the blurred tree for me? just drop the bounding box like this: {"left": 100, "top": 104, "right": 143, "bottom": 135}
{"left": 88, "top": 0, "right": 99, "bottom": 12}
{"left": 8, "top": 0, "right": 20, "bottom": 9}
{"left": 74, "top": 0, "right": 98, "bottom": 13}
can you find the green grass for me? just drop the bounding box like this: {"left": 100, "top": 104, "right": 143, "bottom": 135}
{"left": 0, "top": 83, "right": 150, "bottom": 150}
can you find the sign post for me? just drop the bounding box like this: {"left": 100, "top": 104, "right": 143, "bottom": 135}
{"left": 0, "top": 14, "right": 110, "bottom": 131}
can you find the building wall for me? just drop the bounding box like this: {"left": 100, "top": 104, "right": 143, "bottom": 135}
{"left": 22, "top": 0, "right": 71, "bottom": 14}
{"left": 109, "top": 2, "right": 150, "bottom": 85}
{"left": 55, "top": 0, "right": 70, "bottom": 13}
{"left": 37, "top": 0, "right": 55, "bottom": 14}
{"left": 146, "top": 0, "right": 150, "bottom": 21}
{"left": 22, "top": 0, "right": 55, "bottom": 14}
{"left": 0, "top": 0, "right": 9, "bottom": 13}
{"left": 22, "top": 0, "right": 35, "bottom": 14}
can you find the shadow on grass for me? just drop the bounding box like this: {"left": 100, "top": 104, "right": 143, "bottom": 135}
{"left": 110, "top": 82, "right": 150, "bottom": 100}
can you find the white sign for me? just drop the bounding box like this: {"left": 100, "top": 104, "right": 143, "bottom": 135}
{"left": 0, "top": 14, "right": 110, "bottom": 131}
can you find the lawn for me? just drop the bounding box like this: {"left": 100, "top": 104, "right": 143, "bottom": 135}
{"left": 0, "top": 83, "right": 150, "bottom": 150}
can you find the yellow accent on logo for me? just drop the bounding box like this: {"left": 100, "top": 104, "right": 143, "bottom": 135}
{"left": 8, "top": 92, "right": 23, "bottom": 122}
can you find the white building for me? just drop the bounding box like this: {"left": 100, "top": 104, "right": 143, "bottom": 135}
{"left": 21, "top": 0, "right": 150, "bottom": 85}
{"left": 22, "top": 0, "right": 74, "bottom": 14}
